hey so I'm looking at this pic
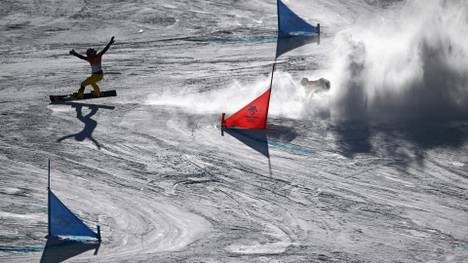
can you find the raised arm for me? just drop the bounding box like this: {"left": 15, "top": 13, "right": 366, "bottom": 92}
{"left": 69, "top": 49, "right": 87, "bottom": 60}
{"left": 98, "top": 36, "right": 115, "bottom": 56}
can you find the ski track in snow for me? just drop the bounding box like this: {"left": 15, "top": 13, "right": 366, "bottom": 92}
{"left": 1, "top": 0, "right": 468, "bottom": 262}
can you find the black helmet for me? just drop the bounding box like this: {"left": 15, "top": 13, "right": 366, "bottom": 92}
{"left": 86, "top": 48, "right": 96, "bottom": 56}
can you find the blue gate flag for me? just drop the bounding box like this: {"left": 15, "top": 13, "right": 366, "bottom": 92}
{"left": 276, "top": 0, "right": 320, "bottom": 57}
{"left": 278, "top": 0, "right": 319, "bottom": 38}
{"left": 49, "top": 190, "right": 98, "bottom": 239}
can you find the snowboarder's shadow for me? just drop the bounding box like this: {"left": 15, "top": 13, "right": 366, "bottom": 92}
{"left": 56, "top": 102, "right": 114, "bottom": 149}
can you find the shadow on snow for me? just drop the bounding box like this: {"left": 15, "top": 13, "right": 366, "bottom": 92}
{"left": 40, "top": 237, "right": 100, "bottom": 263}
{"left": 332, "top": 119, "right": 468, "bottom": 167}
{"left": 56, "top": 102, "right": 115, "bottom": 150}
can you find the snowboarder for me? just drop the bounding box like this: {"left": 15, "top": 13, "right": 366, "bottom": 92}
{"left": 69, "top": 36, "right": 115, "bottom": 99}
{"left": 300, "top": 77, "right": 330, "bottom": 95}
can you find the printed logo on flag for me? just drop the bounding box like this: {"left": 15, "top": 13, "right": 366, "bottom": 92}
{"left": 248, "top": 105, "right": 257, "bottom": 115}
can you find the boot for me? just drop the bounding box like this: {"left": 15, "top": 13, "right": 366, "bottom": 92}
{"left": 73, "top": 92, "right": 84, "bottom": 99}
{"left": 92, "top": 90, "right": 101, "bottom": 97}
{"left": 92, "top": 87, "right": 101, "bottom": 97}
{"left": 74, "top": 86, "right": 85, "bottom": 99}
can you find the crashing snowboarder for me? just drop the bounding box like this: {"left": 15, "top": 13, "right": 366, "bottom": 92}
{"left": 300, "top": 77, "right": 330, "bottom": 95}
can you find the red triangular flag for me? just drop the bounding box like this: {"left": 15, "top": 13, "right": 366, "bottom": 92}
{"left": 223, "top": 88, "right": 271, "bottom": 129}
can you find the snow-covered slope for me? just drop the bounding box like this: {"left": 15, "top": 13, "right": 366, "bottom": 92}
{"left": 1, "top": 0, "right": 467, "bottom": 262}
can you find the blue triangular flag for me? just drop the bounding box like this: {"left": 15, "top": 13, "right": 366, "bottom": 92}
{"left": 49, "top": 190, "right": 98, "bottom": 239}
{"left": 276, "top": 0, "right": 320, "bottom": 57}
{"left": 278, "top": 0, "right": 319, "bottom": 37}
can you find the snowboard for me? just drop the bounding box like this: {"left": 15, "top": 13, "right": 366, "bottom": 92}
{"left": 50, "top": 90, "right": 117, "bottom": 103}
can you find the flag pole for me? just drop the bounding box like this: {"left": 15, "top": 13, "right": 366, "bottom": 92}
{"left": 48, "top": 159, "right": 51, "bottom": 190}
{"left": 266, "top": 0, "right": 280, "bottom": 128}
{"left": 47, "top": 159, "right": 51, "bottom": 238}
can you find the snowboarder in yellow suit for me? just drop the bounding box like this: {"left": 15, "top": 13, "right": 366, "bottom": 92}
{"left": 69, "top": 36, "right": 115, "bottom": 99}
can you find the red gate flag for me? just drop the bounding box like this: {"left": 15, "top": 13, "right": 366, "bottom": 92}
{"left": 222, "top": 88, "right": 271, "bottom": 129}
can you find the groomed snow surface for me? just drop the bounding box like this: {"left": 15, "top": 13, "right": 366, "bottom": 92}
{"left": 1, "top": 0, "right": 468, "bottom": 262}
